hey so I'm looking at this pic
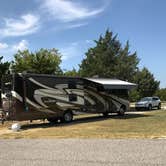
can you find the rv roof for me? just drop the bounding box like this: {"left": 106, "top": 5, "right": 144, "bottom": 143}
{"left": 86, "top": 78, "right": 137, "bottom": 90}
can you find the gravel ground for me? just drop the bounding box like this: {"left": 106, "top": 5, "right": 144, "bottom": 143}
{"left": 0, "top": 139, "right": 166, "bottom": 166}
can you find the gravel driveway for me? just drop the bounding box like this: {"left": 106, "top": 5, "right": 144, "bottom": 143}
{"left": 0, "top": 139, "right": 166, "bottom": 166}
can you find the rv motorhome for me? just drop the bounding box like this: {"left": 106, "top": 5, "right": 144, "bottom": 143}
{"left": 1, "top": 74, "right": 136, "bottom": 123}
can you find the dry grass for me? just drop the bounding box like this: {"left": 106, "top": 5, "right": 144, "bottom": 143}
{"left": 162, "top": 101, "right": 166, "bottom": 107}
{"left": 0, "top": 109, "right": 166, "bottom": 139}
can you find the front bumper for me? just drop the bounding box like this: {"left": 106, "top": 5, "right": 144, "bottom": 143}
{"left": 135, "top": 104, "right": 149, "bottom": 110}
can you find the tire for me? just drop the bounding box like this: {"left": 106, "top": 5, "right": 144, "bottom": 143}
{"left": 47, "top": 117, "right": 59, "bottom": 123}
{"left": 158, "top": 103, "right": 161, "bottom": 110}
{"left": 135, "top": 107, "right": 140, "bottom": 111}
{"left": 102, "top": 112, "right": 109, "bottom": 117}
{"left": 148, "top": 104, "right": 152, "bottom": 110}
{"left": 118, "top": 106, "right": 125, "bottom": 116}
{"left": 61, "top": 111, "right": 73, "bottom": 123}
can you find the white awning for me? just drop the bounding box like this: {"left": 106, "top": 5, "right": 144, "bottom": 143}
{"left": 85, "top": 78, "right": 137, "bottom": 89}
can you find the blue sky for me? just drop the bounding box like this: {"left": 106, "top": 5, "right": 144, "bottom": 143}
{"left": 0, "top": 0, "right": 165, "bottom": 88}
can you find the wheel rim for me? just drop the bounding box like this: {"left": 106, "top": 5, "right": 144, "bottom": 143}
{"left": 158, "top": 104, "right": 161, "bottom": 109}
{"left": 64, "top": 112, "right": 72, "bottom": 122}
{"left": 149, "top": 105, "right": 152, "bottom": 110}
{"left": 119, "top": 108, "right": 125, "bottom": 114}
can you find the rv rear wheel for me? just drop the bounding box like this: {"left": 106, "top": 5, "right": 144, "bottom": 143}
{"left": 118, "top": 106, "right": 125, "bottom": 116}
{"left": 102, "top": 112, "right": 109, "bottom": 117}
{"left": 61, "top": 111, "right": 73, "bottom": 123}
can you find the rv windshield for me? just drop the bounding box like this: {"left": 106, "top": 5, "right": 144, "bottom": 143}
{"left": 1, "top": 75, "right": 13, "bottom": 93}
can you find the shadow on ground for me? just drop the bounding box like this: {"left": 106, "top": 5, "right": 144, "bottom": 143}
{"left": 130, "top": 107, "right": 159, "bottom": 112}
{"left": 21, "top": 113, "right": 150, "bottom": 130}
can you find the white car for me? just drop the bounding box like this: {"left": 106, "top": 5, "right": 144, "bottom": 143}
{"left": 135, "top": 97, "right": 161, "bottom": 110}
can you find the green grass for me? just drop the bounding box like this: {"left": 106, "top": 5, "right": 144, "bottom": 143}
{"left": 0, "top": 110, "right": 166, "bottom": 139}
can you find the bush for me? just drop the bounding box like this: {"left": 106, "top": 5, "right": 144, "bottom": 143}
{"left": 129, "top": 90, "right": 140, "bottom": 102}
{"left": 155, "top": 89, "right": 166, "bottom": 101}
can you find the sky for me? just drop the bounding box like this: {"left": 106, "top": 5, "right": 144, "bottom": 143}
{"left": 0, "top": 0, "right": 165, "bottom": 88}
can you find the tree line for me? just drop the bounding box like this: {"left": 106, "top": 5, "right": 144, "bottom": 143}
{"left": 0, "top": 29, "right": 165, "bottom": 101}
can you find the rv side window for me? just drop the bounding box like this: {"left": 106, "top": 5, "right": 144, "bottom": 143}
{"left": 107, "top": 89, "right": 129, "bottom": 99}
{"left": 69, "top": 94, "right": 77, "bottom": 102}
{"left": 68, "top": 81, "right": 76, "bottom": 89}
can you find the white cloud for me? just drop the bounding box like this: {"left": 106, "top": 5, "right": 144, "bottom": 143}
{"left": 0, "top": 14, "right": 40, "bottom": 37}
{"left": 0, "top": 42, "right": 8, "bottom": 49}
{"left": 60, "top": 42, "right": 80, "bottom": 60}
{"left": 71, "top": 42, "right": 79, "bottom": 46}
{"left": 41, "top": 0, "right": 107, "bottom": 22}
{"left": 85, "top": 40, "right": 93, "bottom": 44}
{"left": 65, "top": 22, "right": 88, "bottom": 29}
{"left": 13, "top": 40, "right": 29, "bottom": 51}
{"left": 59, "top": 39, "right": 96, "bottom": 60}
{"left": 51, "top": 22, "right": 88, "bottom": 32}
{"left": 0, "top": 40, "right": 29, "bottom": 61}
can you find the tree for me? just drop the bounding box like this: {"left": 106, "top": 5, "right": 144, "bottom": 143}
{"left": 155, "top": 88, "right": 166, "bottom": 101}
{"left": 11, "top": 48, "right": 62, "bottom": 74}
{"left": 79, "top": 29, "right": 160, "bottom": 100}
{"left": 0, "top": 56, "right": 10, "bottom": 106}
{"left": 114, "top": 41, "right": 139, "bottom": 81}
{"left": 129, "top": 90, "right": 140, "bottom": 102}
{"left": 133, "top": 67, "right": 160, "bottom": 98}
{"left": 79, "top": 29, "right": 139, "bottom": 82}
{"left": 0, "top": 56, "right": 10, "bottom": 79}
{"left": 63, "top": 68, "right": 80, "bottom": 77}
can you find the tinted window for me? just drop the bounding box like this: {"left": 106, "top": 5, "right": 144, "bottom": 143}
{"left": 68, "top": 81, "right": 76, "bottom": 89}
{"left": 14, "top": 75, "right": 24, "bottom": 97}
{"left": 107, "top": 89, "right": 129, "bottom": 99}
{"left": 69, "top": 94, "right": 77, "bottom": 102}
{"left": 140, "top": 97, "right": 152, "bottom": 101}
{"left": 152, "top": 97, "right": 159, "bottom": 100}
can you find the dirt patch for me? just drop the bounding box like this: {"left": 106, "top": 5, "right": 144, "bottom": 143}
{"left": 163, "top": 106, "right": 166, "bottom": 110}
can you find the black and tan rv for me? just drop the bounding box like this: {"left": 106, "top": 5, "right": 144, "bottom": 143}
{"left": 1, "top": 73, "right": 136, "bottom": 123}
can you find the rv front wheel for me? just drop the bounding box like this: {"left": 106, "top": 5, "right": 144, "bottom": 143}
{"left": 102, "top": 112, "right": 109, "bottom": 117}
{"left": 62, "top": 111, "right": 73, "bottom": 123}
